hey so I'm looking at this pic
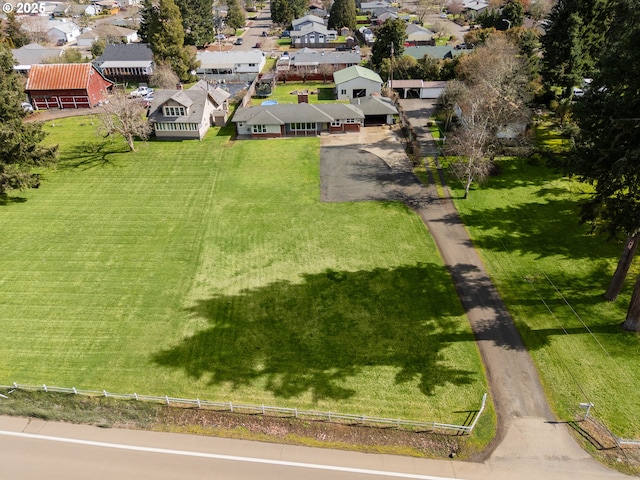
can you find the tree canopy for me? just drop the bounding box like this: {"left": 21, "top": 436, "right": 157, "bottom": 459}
{"left": 175, "top": 0, "right": 215, "bottom": 46}
{"left": 2, "top": 12, "right": 30, "bottom": 49}
{"left": 270, "top": 0, "right": 306, "bottom": 25}
{"left": 541, "top": 0, "right": 612, "bottom": 97}
{"left": 370, "top": 18, "right": 406, "bottom": 71}
{"left": 0, "top": 44, "right": 57, "bottom": 199}
{"left": 141, "top": 0, "right": 199, "bottom": 81}
{"left": 328, "top": 0, "right": 357, "bottom": 31}
{"left": 226, "top": 0, "right": 247, "bottom": 31}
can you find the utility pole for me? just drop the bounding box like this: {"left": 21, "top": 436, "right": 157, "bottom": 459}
{"left": 389, "top": 42, "right": 394, "bottom": 90}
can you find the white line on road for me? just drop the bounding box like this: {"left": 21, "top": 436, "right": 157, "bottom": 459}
{"left": 0, "top": 429, "right": 463, "bottom": 480}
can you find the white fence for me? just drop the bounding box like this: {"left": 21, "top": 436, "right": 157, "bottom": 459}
{"left": 1, "top": 383, "right": 487, "bottom": 435}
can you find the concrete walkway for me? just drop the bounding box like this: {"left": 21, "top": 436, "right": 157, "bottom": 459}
{"left": 323, "top": 123, "right": 631, "bottom": 479}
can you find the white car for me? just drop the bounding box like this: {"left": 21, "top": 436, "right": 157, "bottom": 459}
{"left": 129, "top": 86, "right": 154, "bottom": 98}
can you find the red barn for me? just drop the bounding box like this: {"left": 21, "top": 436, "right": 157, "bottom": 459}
{"left": 26, "top": 63, "right": 114, "bottom": 110}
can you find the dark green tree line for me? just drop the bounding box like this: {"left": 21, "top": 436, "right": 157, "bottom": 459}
{"left": 0, "top": 44, "right": 57, "bottom": 200}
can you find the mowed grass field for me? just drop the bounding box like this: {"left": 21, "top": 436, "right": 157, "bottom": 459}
{"left": 450, "top": 157, "right": 640, "bottom": 438}
{"left": 0, "top": 117, "right": 487, "bottom": 424}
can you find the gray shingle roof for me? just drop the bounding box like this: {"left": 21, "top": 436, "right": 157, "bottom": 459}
{"left": 232, "top": 103, "right": 364, "bottom": 125}
{"left": 290, "top": 49, "right": 360, "bottom": 66}
{"left": 350, "top": 95, "right": 398, "bottom": 115}
{"left": 148, "top": 89, "right": 207, "bottom": 125}
{"left": 94, "top": 43, "right": 153, "bottom": 63}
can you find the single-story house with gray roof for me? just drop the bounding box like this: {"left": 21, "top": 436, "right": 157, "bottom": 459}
{"left": 148, "top": 81, "right": 231, "bottom": 139}
{"left": 350, "top": 95, "right": 398, "bottom": 125}
{"left": 232, "top": 103, "right": 365, "bottom": 138}
{"left": 283, "top": 48, "right": 361, "bottom": 74}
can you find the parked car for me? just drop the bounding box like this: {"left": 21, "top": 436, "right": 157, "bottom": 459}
{"left": 142, "top": 92, "right": 154, "bottom": 101}
{"left": 235, "top": 37, "right": 243, "bottom": 45}
{"left": 215, "top": 33, "right": 226, "bottom": 41}
{"left": 280, "top": 30, "right": 290, "bottom": 38}
{"left": 254, "top": 42, "right": 261, "bottom": 48}
{"left": 128, "top": 86, "right": 153, "bottom": 98}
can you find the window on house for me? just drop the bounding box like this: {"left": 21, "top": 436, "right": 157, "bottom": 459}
{"left": 252, "top": 125, "right": 267, "bottom": 133}
{"left": 291, "top": 122, "right": 316, "bottom": 131}
{"left": 331, "top": 120, "right": 341, "bottom": 127}
{"left": 340, "top": 89, "right": 347, "bottom": 95}
{"left": 163, "top": 106, "right": 187, "bottom": 117}
{"left": 345, "top": 118, "right": 358, "bottom": 124}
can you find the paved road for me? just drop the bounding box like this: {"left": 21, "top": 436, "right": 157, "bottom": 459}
{"left": 0, "top": 415, "right": 627, "bottom": 479}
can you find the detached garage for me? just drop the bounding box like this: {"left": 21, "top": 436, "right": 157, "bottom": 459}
{"left": 389, "top": 79, "right": 447, "bottom": 99}
{"left": 26, "top": 63, "right": 113, "bottom": 110}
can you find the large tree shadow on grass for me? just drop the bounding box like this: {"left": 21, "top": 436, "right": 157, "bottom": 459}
{"left": 153, "top": 264, "right": 477, "bottom": 402}
{"left": 59, "top": 140, "right": 129, "bottom": 170}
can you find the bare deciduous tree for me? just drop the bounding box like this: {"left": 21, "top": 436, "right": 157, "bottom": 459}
{"left": 97, "top": 94, "right": 152, "bottom": 152}
{"left": 150, "top": 62, "right": 180, "bottom": 89}
{"left": 444, "top": 35, "right": 531, "bottom": 198}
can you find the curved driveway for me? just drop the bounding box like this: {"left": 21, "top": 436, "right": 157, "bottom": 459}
{"left": 319, "top": 123, "right": 630, "bottom": 478}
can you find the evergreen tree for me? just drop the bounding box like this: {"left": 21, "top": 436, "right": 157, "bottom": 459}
{"left": 3, "top": 12, "right": 30, "bottom": 49}
{"left": 500, "top": 0, "right": 525, "bottom": 29}
{"left": 147, "top": 0, "right": 198, "bottom": 81}
{"left": 328, "top": 0, "right": 357, "bottom": 31}
{"left": 137, "top": 0, "right": 157, "bottom": 44}
{"left": 270, "top": 0, "right": 305, "bottom": 26}
{"left": 370, "top": 18, "right": 406, "bottom": 71}
{"left": 175, "top": 0, "right": 215, "bottom": 46}
{"left": 226, "top": 0, "right": 246, "bottom": 31}
{"left": 541, "top": 0, "right": 612, "bottom": 98}
{"left": 0, "top": 44, "right": 57, "bottom": 199}
{"left": 569, "top": 0, "right": 640, "bottom": 323}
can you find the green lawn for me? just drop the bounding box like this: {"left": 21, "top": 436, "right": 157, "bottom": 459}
{"left": 0, "top": 117, "right": 487, "bottom": 426}
{"left": 251, "top": 81, "right": 340, "bottom": 105}
{"left": 451, "top": 157, "right": 640, "bottom": 438}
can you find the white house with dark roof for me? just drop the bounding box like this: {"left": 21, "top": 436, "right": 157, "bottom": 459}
{"left": 148, "top": 81, "right": 232, "bottom": 140}
{"left": 333, "top": 65, "right": 382, "bottom": 100}
{"left": 232, "top": 103, "right": 365, "bottom": 138}
{"left": 290, "top": 24, "right": 337, "bottom": 48}
{"left": 93, "top": 43, "right": 153, "bottom": 82}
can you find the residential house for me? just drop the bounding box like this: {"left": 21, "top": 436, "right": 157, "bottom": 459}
{"left": 360, "top": 0, "right": 398, "bottom": 17}
{"left": 405, "top": 24, "right": 434, "bottom": 45}
{"left": 359, "top": 26, "right": 374, "bottom": 43}
{"left": 403, "top": 45, "right": 464, "bottom": 61}
{"left": 373, "top": 12, "right": 398, "bottom": 25}
{"left": 148, "top": 81, "right": 231, "bottom": 139}
{"left": 47, "top": 20, "right": 81, "bottom": 44}
{"left": 94, "top": 0, "right": 120, "bottom": 14}
{"left": 388, "top": 79, "right": 447, "bottom": 99}
{"left": 52, "top": 3, "right": 99, "bottom": 17}
{"left": 308, "top": 7, "right": 328, "bottom": 18}
{"left": 292, "top": 14, "right": 325, "bottom": 31}
{"left": 25, "top": 63, "right": 114, "bottom": 109}
{"left": 281, "top": 48, "right": 361, "bottom": 76}
{"left": 461, "top": 0, "right": 488, "bottom": 16}
{"left": 333, "top": 65, "right": 382, "bottom": 100}
{"left": 12, "top": 43, "right": 63, "bottom": 73}
{"left": 232, "top": 102, "right": 365, "bottom": 138}
{"left": 93, "top": 43, "right": 154, "bottom": 83}
{"left": 350, "top": 95, "right": 397, "bottom": 125}
{"left": 77, "top": 25, "right": 138, "bottom": 47}
{"left": 196, "top": 50, "right": 266, "bottom": 80}
{"left": 290, "top": 24, "right": 337, "bottom": 48}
